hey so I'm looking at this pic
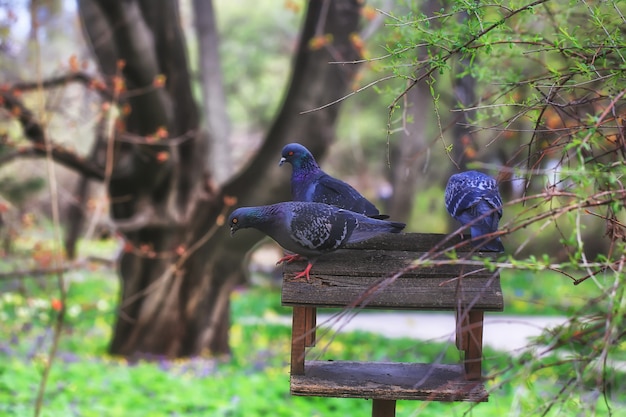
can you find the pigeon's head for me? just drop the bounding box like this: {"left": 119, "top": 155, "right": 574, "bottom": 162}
{"left": 228, "top": 207, "right": 249, "bottom": 236}
{"left": 228, "top": 206, "right": 268, "bottom": 236}
{"left": 279, "top": 143, "right": 317, "bottom": 170}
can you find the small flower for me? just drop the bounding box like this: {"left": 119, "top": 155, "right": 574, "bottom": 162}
{"left": 51, "top": 299, "right": 63, "bottom": 312}
{"left": 153, "top": 74, "right": 167, "bottom": 88}
{"left": 156, "top": 151, "right": 169, "bottom": 163}
{"left": 223, "top": 195, "right": 237, "bottom": 207}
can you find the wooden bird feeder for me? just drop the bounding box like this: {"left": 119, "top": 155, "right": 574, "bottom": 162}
{"left": 281, "top": 233, "right": 503, "bottom": 417}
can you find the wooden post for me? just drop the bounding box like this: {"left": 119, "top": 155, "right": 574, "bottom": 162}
{"left": 456, "top": 309, "right": 484, "bottom": 380}
{"left": 455, "top": 309, "right": 469, "bottom": 351}
{"left": 304, "top": 306, "right": 316, "bottom": 347}
{"left": 372, "top": 399, "right": 396, "bottom": 417}
{"left": 291, "top": 306, "right": 307, "bottom": 375}
{"left": 464, "top": 311, "right": 484, "bottom": 380}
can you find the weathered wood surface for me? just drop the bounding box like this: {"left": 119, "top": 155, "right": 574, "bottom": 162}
{"left": 281, "top": 233, "right": 503, "bottom": 311}
{"left": 282, "top": 274, "right": 503, "bottom": 310}
{"left": 290, "top": 361, "right": 488, "bottom": 402}
{"left": 344, "top": 233, "right": 472, "bottom": 252}
{"left": 284, "top": 249, "right": 495, "bottom": 278}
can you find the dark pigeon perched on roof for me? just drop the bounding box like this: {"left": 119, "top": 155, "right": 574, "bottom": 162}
{"left": 228, "top": 201, "right": 405, "bottom": 281}
{"left": 279, "top": 143, "right": 388, "bottom": 219}
{"left": 444, "top": 170, "right": 504, "bottom": 252}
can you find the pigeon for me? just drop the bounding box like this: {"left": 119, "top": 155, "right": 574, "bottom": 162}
{"left": 279, "top": 143, "right": 388, "bottom": 219}
{"left": 444, "top": 170, "right": 504, "bottom": 252}
{"left": 228, "top": 201, "right": 405, "bottom": 281}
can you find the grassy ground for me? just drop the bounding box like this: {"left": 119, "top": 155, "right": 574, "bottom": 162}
{"left": 0, "top": 234, "right": 622, "bottom": 416}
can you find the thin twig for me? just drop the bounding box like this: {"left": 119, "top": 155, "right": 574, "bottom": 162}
{"left": 299, "top": 75, "right": 396, "bottom": 114}
{"left": 32, "top": 19, "right": 68, "bottom": 417}
{"left": 10, "top": 71, "right": 113, "bottom": 100}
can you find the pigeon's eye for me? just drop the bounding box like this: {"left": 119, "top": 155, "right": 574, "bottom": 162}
{"left": 232, "top": 218, "right": 238, "bottom": 224}
{"left": 288, "top": 151, "right": 294, "bottom": 156}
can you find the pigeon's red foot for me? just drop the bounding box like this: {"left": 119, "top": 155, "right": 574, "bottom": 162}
{"left": 292, "top": 263, "right": 313, "bottom": 282}
{"left": 276, "top": 253, "right": 303, "bottom": 265}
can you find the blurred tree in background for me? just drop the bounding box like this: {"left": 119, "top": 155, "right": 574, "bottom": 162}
{"left": 1, "top": 3, "right": 625, "bottom": 413}
{"left": 1, "top": 0, "right": 365, "bottom": 357}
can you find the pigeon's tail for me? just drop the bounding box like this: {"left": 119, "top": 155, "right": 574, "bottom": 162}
{"left": 470, "top": 224, "right": 504, "bottom": 252}
{"left": 360, "top": 218, "right": 405, "bottom": 234}
{"left": 346, "top": 218, "right": 405, "bottom": 244}
{"left": 386, "top": 221, "right": 406, "bottom": 233}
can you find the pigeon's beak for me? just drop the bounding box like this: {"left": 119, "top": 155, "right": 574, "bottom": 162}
{"left": 229, "top": 225, "right": 237, "bottom": 236}
{"left": 279, "top": 157, "right": 286, "bottom": 166}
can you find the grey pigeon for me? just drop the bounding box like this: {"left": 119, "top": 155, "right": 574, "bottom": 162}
{"left": 444, "top": 170, "right": 504, "bottom": 252}
{"left": 228, "top": 201, "right": 405, "bottom": 280}
{"left": 279, "top": 143, "right": 388, "bottom": 219}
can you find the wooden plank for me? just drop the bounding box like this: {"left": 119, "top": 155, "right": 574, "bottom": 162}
{"left": 282, "top": 274, "right": 503, "bottom": 310}
{"left": 283, "top": 249, "right": 498, "bottom": 279}
{"left": 372, "top": 399, "right": 396, "bottom": 417}
{"left": 281, "top": 233, "right": 503, "bottom": 311}
{"left": 282, "top": 234, "right": 504, "bottom": 311}
{"left": 291, "top": 361, "right": 488, "bottom": 402}
{"left": 344, "top": 233, "right": 473, "bottom": 252}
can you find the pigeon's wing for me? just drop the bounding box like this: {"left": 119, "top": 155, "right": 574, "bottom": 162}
{"left": 445, "top": 172, "right": 501, "bottom": 219}
{"left": 469, "top": 201, "right": 504, "bottom": 251}
{"left": 289, "top": 204, "right": 357, "bottom": 252}
{"left": 312, "top": 174, "right": 356, "bottom": 202}
{"left": 313, "top": 173, "right": 381, "bottom": 217}
{"left": 444, "top": 176, "right": 465, "bottom": 216}
{"left": 483, "top": 188, "right": 503, "bottom": 218}
{"left": 345, "top": 215, "right": 405, "bottom": 244}
{"left": 446, "top": 186, "right": 484, "bottom": 219}
{"left": 445, "top": 171, "right": 504, "bottom": 252}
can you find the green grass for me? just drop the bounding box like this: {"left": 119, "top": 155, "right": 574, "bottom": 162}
{"left": 0, "top": 276, "right": 472, "bottom": 417}
{"left": 0, "top": 235, "right": 623, "bottom": 416}
{"left": 500, "top": 268, "right": 605, "bottom": 316}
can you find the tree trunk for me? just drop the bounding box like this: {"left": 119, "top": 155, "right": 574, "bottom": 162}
{"left": 387, "top": 0, "right": 440, "bottom": 223}
{"left": 449, "top": 9, "right": 477, "bottom": 171}
{"left": 387, "top": 79, "right": 432, "bottom": 222}
{"left": 193, "top": 0, "right": 232, "bottom": 185}
{"left": 449, "top": 61, "right": 476, "bottom": 171}
{"left": 446, "top": 12, "right": 479, "bottom": 236}
{"left": 78, "top": 0, "right": 362, "bottom": 358}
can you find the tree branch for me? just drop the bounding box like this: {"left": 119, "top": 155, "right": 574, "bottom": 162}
{"left": 0, "top": 92, "right": 106, "bottom": 180}
{"left": 9, "top": 71, "right": 113, "bottom": 101}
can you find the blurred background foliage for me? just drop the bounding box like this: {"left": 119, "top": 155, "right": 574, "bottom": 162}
{"left": 1, "top": 0, "right": 626, "bottom": 416}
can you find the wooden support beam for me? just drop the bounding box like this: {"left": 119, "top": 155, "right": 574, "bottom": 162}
{"left": 304, "top": 307, "right": 316, "bottom": 347}
{"left": 291, "top": 306, "right": 307, "bottom": 375}
{"left": 456, "top": 309, "right": 484, "bottom": 379}
{"left": 372, "top": 399, "right": 396, "bottom": 417}
{"left": 455, "top": 309, "right": 469, "bottom": 351}
{"left": 464, "top": 311, "right": 484, "bottom": 380}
